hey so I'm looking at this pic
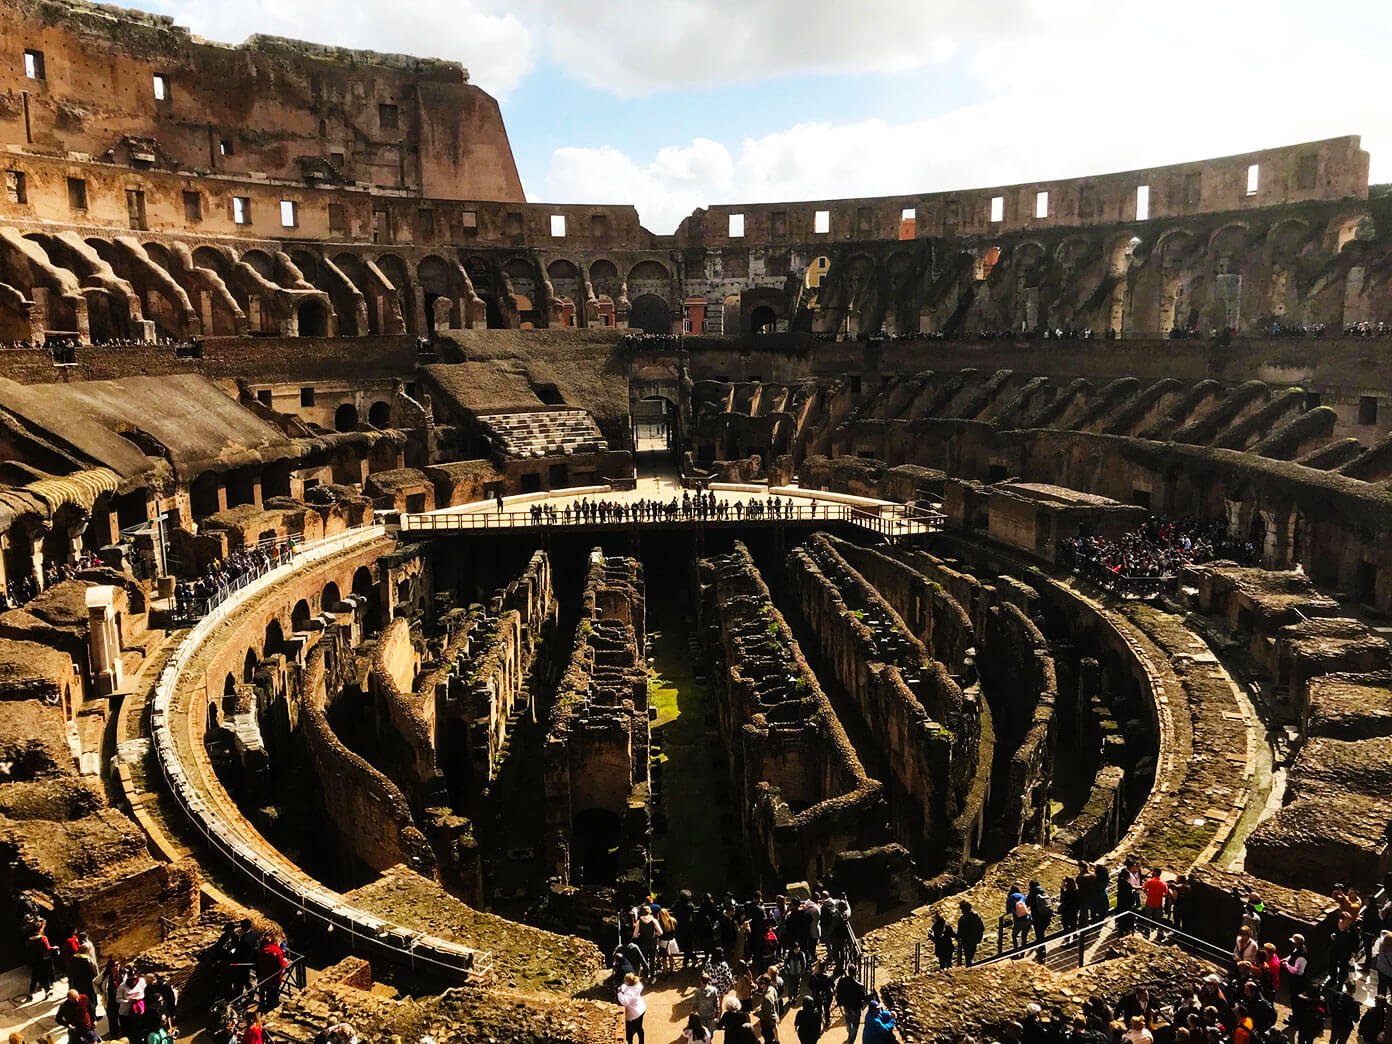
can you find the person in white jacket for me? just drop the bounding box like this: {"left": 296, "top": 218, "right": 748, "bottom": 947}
{"left": 617, "top": 972, "right": 646, "bottom": 1044}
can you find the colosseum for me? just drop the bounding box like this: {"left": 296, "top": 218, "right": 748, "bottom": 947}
{"left": 1, "top": 2, "right": 1390, "bottom": 1042}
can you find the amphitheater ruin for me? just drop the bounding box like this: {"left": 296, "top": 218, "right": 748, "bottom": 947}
{"left": 1, "top": 1, "right": 1392, "bottom": 1042}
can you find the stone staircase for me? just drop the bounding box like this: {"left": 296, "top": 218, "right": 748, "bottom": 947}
{"left": 482, "top": 409, "right": 606, "bottom": 458}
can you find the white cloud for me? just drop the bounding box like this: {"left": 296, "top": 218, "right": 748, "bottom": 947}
{"left": 165, "top": 0, "right": 536, "bottom": 96}
{"left": 541, "top": 0, "right": 1105, "bottom": 97}
{"left": 546, "top": 0, "right": 1392, "bottom": 232}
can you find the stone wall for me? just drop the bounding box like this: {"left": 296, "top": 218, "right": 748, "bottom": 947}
{"left": 786, "top": 533, "right": 981, "bottom": 872}
{"left": 698, "top": 541, "right": 884, "bottom": 886}
{"left": 543, "top": 550, "right": 648, "bottom": 885}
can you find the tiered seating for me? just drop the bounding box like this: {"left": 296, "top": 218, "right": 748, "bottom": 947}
{"left": 482, "top": 410, "right": 606, "bottom": 458}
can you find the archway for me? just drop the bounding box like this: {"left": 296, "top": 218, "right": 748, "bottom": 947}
{"left": 571, "top": 808, "right": 623, "bottom": 885}
{"left": 223, "top": 672, "right": 237, "bottom": 697}
{"left": 334, "top": 403, "right": 359, "bottom": 432}
{"left": 291, "top": 599, "right": 312, "bottom": 631}
{"left": 297, "top": 298, "right": 328, "bottom": 337}
{"left": 243, "top": 647, "right": 258, "bottom": 683}
{"left": 750, "top": 305, "right": 778, "bottom": 334}
{"left": 367, "top": 400, "right": 391, "bottom": 427}
{"left": 264, "top": 618, "right": 285, "bottom": 657}
{"left": 321, "top": 581, "right": 341, "bottom": 613}
{"left": 628, "top": 294, "right": 670, "bottom": 334}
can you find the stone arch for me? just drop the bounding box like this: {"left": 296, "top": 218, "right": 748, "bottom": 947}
{"left": 503, "top": 258, "right": 540, "bottom": 326}
{"left": 463, "top": 256, "right": 508, "bottom": 329}
{"left": 627, "top": 260, "right": 671, "bottom": 304}
{"left": 291, "top": 599, "right": 312, "bottom": 631}
{"left": 290, "top": 250, "right": 320, "bottom": 284}
{"left": 376, "top": 254, "right": 417, "bottom": 336}
{"left": 241, "top": 249, "right": 275, "bottom": 281}
{"left": 417, "top": 255, "right": 457, "bottom": 329}
{"left": 296, "top": 297, "right": 328, "bottom": 337}
{"left": 264, "top": 617, "right": 285, "bottom": 656}
{"left": 243, "top": 647, "right": 259, "bottom": 683}
{"left": 321, "top": 581, "right": 341, "bottom": 613}
{"left": 332, "top": 253, "right": 378, "bottom": 335}
{"left": 628, "top": 294, "right": 670, "bottom": 334}
{"left": 546, "top": 259, "right": 581, "bottom": 324}
{"left": 351, "top": 565, "right": 375, "bottom": 598}
{"left": 334, "top": 402, "right": 359, "bottom": 432}
{"left": 367, "top": 400, "right": 391, "bottom": 427}
{"left": 749, "top": 304, "right": 777, "bottom": 334}
{"left": 223, "top": 672, "right": 237, "bottom": 696}
{"left": 589, "top": 259, "right": 620, "bottom": 300}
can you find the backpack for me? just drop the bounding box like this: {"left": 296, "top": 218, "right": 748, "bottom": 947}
{"left": 1032, "top": 892, "right": 1053, "bottom": 918}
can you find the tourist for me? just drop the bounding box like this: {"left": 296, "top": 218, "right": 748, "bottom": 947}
{"left": 783, "top": 942, "right": 808, "bottom": 1003}
{"left": 1330, "top": 980, "right": 1362, "bottom": 1044}
{"left": 1058, "top": 876, "right": 1081, "bottom": 934}
{"left": 956, "top": 900, "right": 985, "bottom": 966}
{"left": 240, "top": 1013, "right": 265, "bottom": 1044}
{"left": 1372, "top": 930, "right": 1392, "bottom": 996}
{"left": 1283, "top": 934, "right": 1309, "bottom": 999}
{"left": 99, "top": 958, "right": 122, "bottom": 1037}
{"left": 719, "top": 993, "right": 758, "bottom": 1044}
{"left": 1234, "top": 925, "right": 1261, "bottom": 967}
{"left": 707, "top": 948, "right": 734, "bottom": 998}
{"left": 930, "top": 912, "right": 955, "bottom": 969}
{"left": 861, "top": 998, "right": 898, "bottom": 1044}
{"left": 1091, "top": 864, "right": 1112, "bottom": 923}
{"left": 67, "top": 941, "right": 99, "bottom": 1010}
{"left": 1007, "top": 883, "right": 1033, "bottom": 949}
{"left": 1028, "top": 880, "right": 1054, "bottom": 943}
{"left": 1240, "top": 895, "right": 1263, "bottom": 939}
{"left": 1259, "top": 942, "right": 1281, "bottom": 998}
{"left": 257, "top": 933, "right": 289, "bottom": 1009}
{"left": 26, "top": 919, "right": 55, "bottom": 1000}
{"left": 684, "top": 1012, "right": 713, "bottom": 1043}
{"left": 809, "top": 959, "right": 836, "bottom": 1030}
{"left": 693, "top": 971, "right": 721, "bottom": 1026}
{"left": 1141, "top": 870, "right": 1169, "bottom": 933}
{"left": 836, "top": 965, "right": 867, "bottom": 1043}
{"left": 1124, "top": 1015, "right": 1155, "bottom": 1044}
{"left": 795, "top": 995, "right": 823, "bottom": 1044}
{"left": 1292, "top": 991, "right": 1328, "bottom": 1044}
{"left": 634, "top": 906, "right": 662, "bottom": 980}
{"left": 617, "top": 971, "right": 646, "bottom": 1044}
{"left": 756, "top": 971, "right": 781, "bottom": 1043}
{"left": 55, "top": 989, "right": 98, "bottom": 1044}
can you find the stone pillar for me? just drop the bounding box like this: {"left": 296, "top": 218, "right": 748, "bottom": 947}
{"left": 215, "top": 481, "right": 229, "bottom": 514}
{"left": 0, "top": 531, "right": 9, "bottom": 598}
{"left": 29, "top": 522, "right": 48, "bottom": 592}
{"left": 66, "top": 511, "right": 90, "bottom": 565}
{"left": 86, "top": 585, "right": 124, "bottom": 696}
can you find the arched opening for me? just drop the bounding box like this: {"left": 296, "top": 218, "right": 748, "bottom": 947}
{"left": 750, "top": 305, "right": 778, "bottom": 334}
{"left": 333, "top": 253, "right": 377, "bottom": 335}
{"left": 418, "top": 255, "right": 455, "bottom": 329}
{"left": 223, "top": 672, "right": 237, "bottom": 697}
{"left": 291, "top": 599, "right": 312, "bottom": 632}
{"left": 464, "top": 256, "right": 507, "bottom": 329}
{"left": 321, "top": 581, "right": 341, "bottom": 613}
{"left": 334, "top": 402, "right": 359, "bottom": 432}
{"left": 367, "top": 400, "right": 391, "bottom": 427}
{"left": 296, "top": 298, "right": 328, "bottom": 337}
{"left": 377, "top": 254, "right": 416, "bottom": 336}
{"left": 243, "top": 647, "right": 259, "bottom": 683}
{"left": 264, "top": 618, "right": 285, "bottom": 657}
{"left": 241, "top": 250, "right": 276, "bottom": 281}
{"left": 571, "top": 808, "right": 623, "bottom": 885}
{"left": 503, "top": 258, "right": 540, "bottom": 326}
{"left": 628, "top": 294, "right": 670, "bottom": 334}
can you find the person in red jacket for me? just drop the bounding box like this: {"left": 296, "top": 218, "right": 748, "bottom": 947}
{"left": 255, "top": 935, "right": 289, "bottom": 1010}
{"left": 55, "top": 989, "right": 97, "bottom": 1044}
{"left": 240, "top": 1013, "right": 265, "bottom": 1044}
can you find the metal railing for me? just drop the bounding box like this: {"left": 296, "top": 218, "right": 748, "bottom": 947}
{"left": 912, "top": 908, "right": 1232, "bottom": 975}
{"left": 148, "top": 524, "right": 494, "bottom": 984}
{"left": 400, "top": 502, "right": 944, "bottom": 538}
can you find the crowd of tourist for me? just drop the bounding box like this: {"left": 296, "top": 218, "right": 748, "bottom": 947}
{"left": 513, "top": 492, "right": 830, "bottom": 527}
{"left": 620, "top": 332, "right": 683, "bottom": 349}
{"left": 174, "top": 543, "right": 296, "bottom": 619}
{"left": 1059, "top": 516, "right": 1256, "bottom": 597}
{"left": 1342, "top": 321, "right": 1392, "bottom": 338}
{"left": 607, "top": 888, "right": 907, "bottom": 1043}
{"left": 2, "top": 552, "right": 104, "bottom": 609}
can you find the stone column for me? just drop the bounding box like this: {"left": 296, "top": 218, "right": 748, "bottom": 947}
{"left": 66, "top": 510, "right": 90, "bottom": 565}
{"left": 86, "top": 585, "right": 124, "bottom": 696}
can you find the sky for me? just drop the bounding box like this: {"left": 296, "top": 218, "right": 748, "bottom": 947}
{"left": 134, "top": 0, "right": 1388, "bottom": 234}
